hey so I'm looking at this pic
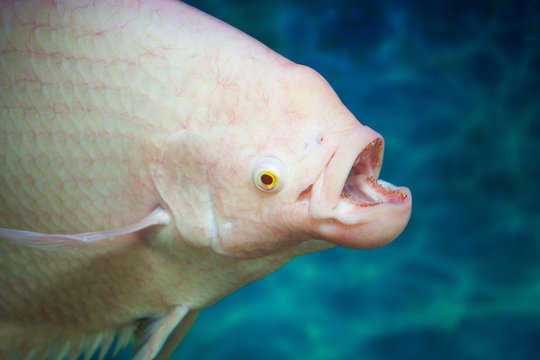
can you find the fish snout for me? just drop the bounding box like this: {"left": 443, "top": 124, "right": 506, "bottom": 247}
{"left": 303, "top": 125, "right": 412, "bottom": 249}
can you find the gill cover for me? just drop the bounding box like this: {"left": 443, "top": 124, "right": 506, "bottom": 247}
{"left": 150, "top": 130, "right": 218, "bottom": 248}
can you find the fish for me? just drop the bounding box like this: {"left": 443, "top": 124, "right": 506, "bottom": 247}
{"left": 0, "top": 0, "right": 412, "bottom": 359}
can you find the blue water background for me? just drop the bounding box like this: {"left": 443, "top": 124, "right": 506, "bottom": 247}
{"left": 116, "top": 0, "right": 540, "bottom": 358}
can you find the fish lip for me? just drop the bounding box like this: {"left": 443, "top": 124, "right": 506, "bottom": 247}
{"left": 308, "top": 125, "right": 411, "bottom": 225}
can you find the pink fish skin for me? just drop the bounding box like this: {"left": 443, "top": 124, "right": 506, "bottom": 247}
{"left": 0, "top": 0, "right": 411, "bottom": 359}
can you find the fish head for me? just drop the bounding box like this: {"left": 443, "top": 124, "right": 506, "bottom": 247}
{"left": 154, "top": 64, "right": 411, "bottom": 259}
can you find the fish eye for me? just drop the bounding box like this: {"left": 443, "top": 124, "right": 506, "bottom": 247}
{"left": 253, "top": 156, "right": 286, "bottom": 193}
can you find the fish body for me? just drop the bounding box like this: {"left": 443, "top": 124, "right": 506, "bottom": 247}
{"left": 0, "top": 0, "right": 411, "bottom": 359}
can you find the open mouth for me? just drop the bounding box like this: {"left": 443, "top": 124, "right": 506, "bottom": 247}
{"left": 308, "top": 126, "right": 411, "bottom": 226}
{"left": 341, "top": 138, "right": 409, "bottom": 207}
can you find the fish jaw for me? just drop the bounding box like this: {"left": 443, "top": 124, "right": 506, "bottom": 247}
{"left": 302, "top": 125, "right": 412, "bottom": 249}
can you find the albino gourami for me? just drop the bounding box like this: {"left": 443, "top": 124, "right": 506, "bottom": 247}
{"left": 0, "top": 0, "right": 412, "bottom": 359}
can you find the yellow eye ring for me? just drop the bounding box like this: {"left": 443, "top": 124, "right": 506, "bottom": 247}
{"left": 256, "top": 170, "right": 279, "bottom": 191}
{"left": 253, "top": 157, "right": 286, "bottom": 193}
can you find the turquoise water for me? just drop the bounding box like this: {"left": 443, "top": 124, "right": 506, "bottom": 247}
{"left": 119, "top": 0, "right": 539, "bottom": 359}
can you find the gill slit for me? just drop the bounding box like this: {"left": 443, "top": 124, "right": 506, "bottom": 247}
{"left": 206, "top": 168, "right": 223, "bottom": 253}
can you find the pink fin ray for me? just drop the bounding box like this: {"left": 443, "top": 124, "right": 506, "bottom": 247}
{"left": 0, "top": 207, "right": 170, "bottom": 250}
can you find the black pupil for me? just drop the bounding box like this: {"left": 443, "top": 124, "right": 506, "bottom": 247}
{"left": 261, "top": 174, "right": 273, "bottom": 185}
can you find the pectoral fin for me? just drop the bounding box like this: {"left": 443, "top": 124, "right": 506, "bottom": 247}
{"left": 155, "top": 310, "right": 199, "bottom": 360}
{"left": 133, "top": 306, "right": 192, "bottom": 360}
{"left": 0, "top": 207, "right": 170, "bottom": 250}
